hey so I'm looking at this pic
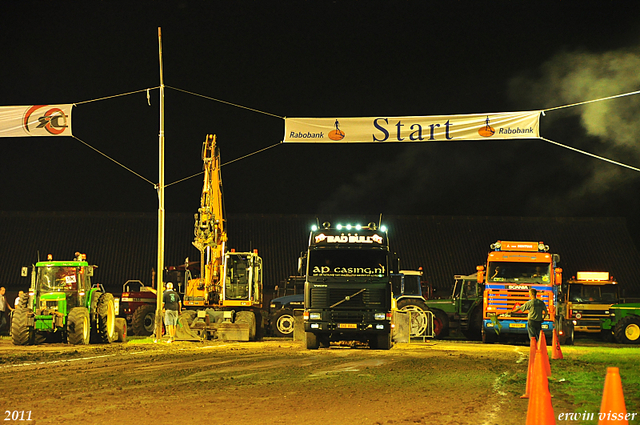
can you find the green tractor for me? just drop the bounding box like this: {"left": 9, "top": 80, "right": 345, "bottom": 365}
{"left": 12, "top": 253, "right": 121, "bottom": 345}
{"left": 601, "top": 303, "right": 640, "bottom": 344}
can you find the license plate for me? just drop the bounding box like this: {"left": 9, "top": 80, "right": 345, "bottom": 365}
{"left": 510, "top": 323, "right": 526, "bottom": 328}
{"left": 338, "top": 323, "right": 357, "bottom": 329}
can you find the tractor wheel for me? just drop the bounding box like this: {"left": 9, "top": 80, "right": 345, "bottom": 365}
{"left": 11, "top": 307, "right": 33, "bottom": 346}
{"left": 131, "top": 304, "right": 156, "bottom": 336}
{"left": 432, "top": 309, "right": 450, "bottom": 338}
{"left": 614, "top": 315, "right": 640, "bottom": 344}
{"left": 305, "top": 331, "right": 319, "bottom": 349}
{"left": 91, "top": 293, "right": 116, "bottom": 344}
{"left": 463, "top": 308, "right": 483, "bottom": 341}
{"left": 17, "top": 292, "right": 29, "bottom": 309}
{"left": 114, "top": 317, "right": 128, "bottom": 343}
{"left": 272, "top": 309, "right": 295, "bottom": 337}
{"left": 397, "top": 299, "right": 429, "bottom": 337}
{"left": 235, "top": 311, "right": 257, "bottom": 341}
{"left": 68, "top": 307, "right": 90, "bottom": 345}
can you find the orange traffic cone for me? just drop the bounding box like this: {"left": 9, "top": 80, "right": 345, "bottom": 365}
{"left": 520, "top": 336, "right": 537, "bottom": 399}
{"left": 538, "top": 330, "right": 552, "bottom": 377}
{"left": 552, "top": 328, "right": 563, "bottom": 360}
{"left": 526, "top": 346, "right": 556, "bottom": 425}
{"left": 598, "top": 367, "right": 628, "bottom": 425}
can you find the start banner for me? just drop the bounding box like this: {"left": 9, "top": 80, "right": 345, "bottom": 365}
{"left": 284, "top": 111, "right": 540, "bottom": 143}
{"left": 0, "top": 104, "right": 73, "bottom": 137}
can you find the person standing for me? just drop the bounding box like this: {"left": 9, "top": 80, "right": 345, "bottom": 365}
{"left": 14, "top": 291, "right": 25, "bottom": 309}
{"left": 0, "top": 287, "right": 14, "bottom": 334}
{"left": 162, "top": 282, "right": 182, "bottom": 343}
{"left": 513, "top": 288, "right": 548, "bottom": 341}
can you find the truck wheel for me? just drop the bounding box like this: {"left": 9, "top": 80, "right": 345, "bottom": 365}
{"left": 432, "top": 309, "right": 450, "bottom": 338}
{"left": 11, "top": 308, "right": 33, "bottom": 346}
{"left": 481, "top": 327, "right": 496, "bottom": 344}
{"left": 115, "top": 317, "right": 128, "bottom": 343}
{"left": 397, "top": 299, "right": 429, "bottom": 337}
{"left": 235, "top": 311, "right": 257, "bottom": 341}
{"left": 305, "top": 331, "right": 319, "bottom": 349}
{"left": 68, "top": 307, "right": 90, "bottom": 345}
{"left": 131, "top": 304, "right": 156, "bottom": 336}
{"left": 614, "top": 316, "right": 640, "bottom": 344}
{"left": 371, "top": 332, "right": 393, "bottom": 350}
{"left": 272, "top": 309, "right": 295, "bottom": 337}
{"left": 92, "top": 293, "right": 116, "bottom": 344}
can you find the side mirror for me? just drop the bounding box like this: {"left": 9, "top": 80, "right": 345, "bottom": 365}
{"left": 21, "top": 267, "right": 29, "bottom": 277}
{"left": 554, "top": 267, "right": 562, "bottom": 286}
{"left": 476, "top": 265, "right": 485, "bottom": 284}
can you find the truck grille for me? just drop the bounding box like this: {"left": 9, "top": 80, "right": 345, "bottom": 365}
{"left": 331, "top": 311, "right": 364, "bottom": 322}
{"left": 310, "top": 287, "right": 387, "bottom": 309}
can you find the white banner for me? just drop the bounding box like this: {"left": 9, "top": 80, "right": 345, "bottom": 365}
{"left": 284, "top": 111, "right": 540, "bottom": 143}
{"left": 0, "top": 104, "right": 73, "bottom": 137}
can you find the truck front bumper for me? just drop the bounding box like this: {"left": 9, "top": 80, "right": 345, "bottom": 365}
{"left": 305, "top": 321, "right": 390, "bottom": 333}
{"left": 483, "top": 319, "right": 554, "bottom": 335}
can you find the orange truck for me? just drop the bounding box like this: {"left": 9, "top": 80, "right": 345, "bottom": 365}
{"left": 476, "top": 241, "right": 573, "bottom": 344}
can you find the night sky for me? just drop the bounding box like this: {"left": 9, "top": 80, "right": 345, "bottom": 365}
{"left": 2, "top": 1, "right": 640, "bottom": 243}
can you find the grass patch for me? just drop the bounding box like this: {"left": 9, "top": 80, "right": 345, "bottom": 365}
{"left": 550, "top": 346, "right": 640, "bottom": 424}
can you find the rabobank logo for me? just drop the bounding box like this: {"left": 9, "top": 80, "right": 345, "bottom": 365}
{"left": 478, "top": 116, "right": 495, "bottom": 137}
{"left": 329, "top": 119, "right": 345, "bottom": 141}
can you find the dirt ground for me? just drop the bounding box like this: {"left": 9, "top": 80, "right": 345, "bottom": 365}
{"left": 0, "top": 336, "right": 579, "bottom": 425}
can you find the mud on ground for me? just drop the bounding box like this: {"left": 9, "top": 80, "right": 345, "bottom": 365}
{"left": 0, "top": 337, "right": 573, "bottom": 425}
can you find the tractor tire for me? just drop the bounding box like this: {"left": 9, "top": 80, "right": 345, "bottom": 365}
{"left": 17, "top": 292, "right": 29, "bottom": 309}
{"left": 432, "top": 309, "right": 450, "bottom": 338}
{"left": 463, "top": 308, "right": 483, "bottom": 341}
{"left": 272, "top": 309, "right": 295, "bottom": 337}
{"left": 91, "top": 293, "right": 116, "bottom": 344}
{"left": 305, "top": 331, "right": 319, "bottom": 349}
{"left": 235, "top": 311, "right": 257, "bottom": 341}
{"left": 397, "top": 299, "right": 429, "bottom": 337}
{"left": 68, "top": 307, "right": 90, "bottom": 345}
{"left": 11, "top": 308, "right": 33, "bottom": 346}
{"left": 115, "top": 317, "right": 128, "bottom": 343}
{"left": 614, "top": 315, "right": 640, "bottom": 344}
{"left": 131, "top": 304, "right": 156, "bottom": 336}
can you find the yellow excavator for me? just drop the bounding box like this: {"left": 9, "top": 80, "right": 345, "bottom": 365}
{"left": 180, "top": 134, "right": 263, "bottom": 341}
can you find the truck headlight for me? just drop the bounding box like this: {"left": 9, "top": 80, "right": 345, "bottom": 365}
{"left": 309, "top": 313, "right": 321, "bottom": 320}
{"left": 374, "top": 313, "right": 385, "bottom": 320}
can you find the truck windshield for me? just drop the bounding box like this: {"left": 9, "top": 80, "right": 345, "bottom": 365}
{"left": 487, "top": 262, "right": 551, "bottom": 284}
{"left": 308, "top": 249, "right": 387, "bottom": 278}
{"left": 569, "top": 284, "right": 618, "bottom": 303}
{"left": 37, "top": 266, "right": 79, "bottom": 291}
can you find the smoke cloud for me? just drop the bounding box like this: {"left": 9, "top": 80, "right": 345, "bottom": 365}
{"left": 509, "top": 46, "right": 640, "bottom": 213}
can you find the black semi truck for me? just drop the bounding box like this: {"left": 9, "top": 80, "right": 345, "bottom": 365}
{"left": 303, "top": 221, "right": 393, "bottom": 349}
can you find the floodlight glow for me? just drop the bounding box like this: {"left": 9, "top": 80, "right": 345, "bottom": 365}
{"left": 355, "top": 224, "right": 361, "bottom": 230}
{"left": 380, "top": 225, "right": 387, "bottom": 232}
{"left": 311, "top": 225, "right": 318, "bottom": 231}
{"left": 336, "top": 224, "right": 343, "bottom": 230}
{"left": 346, "top": 224, "right": 352, "bottom": 230}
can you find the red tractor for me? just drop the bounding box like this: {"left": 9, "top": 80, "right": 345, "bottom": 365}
{"left": 119, "top": 280, "right": 157, "bottom": 336}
